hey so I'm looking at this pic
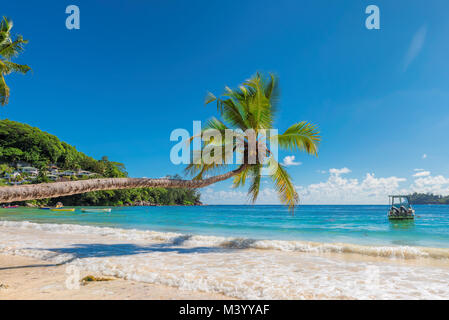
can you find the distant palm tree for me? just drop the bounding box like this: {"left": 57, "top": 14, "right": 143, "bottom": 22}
{"left": 0, "top": 73, "right": 319, "bottom": 209}
{"left": 0, "top": 16, "right": 31, "bottom": 106}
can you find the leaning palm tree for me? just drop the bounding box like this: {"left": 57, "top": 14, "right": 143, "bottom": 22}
{"left": 0, "top": 73, "right": 320, "bottom": 209}
{"left": 186, "top": 73, "right": 320, "bottom": 211}
{"left": 0, "top": 16, "right": 31, "bottom": 106}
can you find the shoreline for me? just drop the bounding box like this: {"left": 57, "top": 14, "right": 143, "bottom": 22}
{"left": 0, "top": 254, "right": 232, "bottom": 300}
{"left": 11, "top": 204, "right": 205, "bottom": 208}
{"left": 1, "top": 219, "right": 449, "bottom": 260}
{"left": 1, "top": 219, "right": 449, "bottom": 299}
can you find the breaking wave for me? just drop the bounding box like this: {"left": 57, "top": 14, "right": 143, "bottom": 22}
{"left": 1, "top": 220, "right": 448, "bottom": 261}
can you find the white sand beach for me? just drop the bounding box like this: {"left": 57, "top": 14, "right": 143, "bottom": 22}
{"left": 1, "top": 221, "right": 449, "bottom": 300}
{"left": 0, "top": 254, "right": 231, "bottom": 300}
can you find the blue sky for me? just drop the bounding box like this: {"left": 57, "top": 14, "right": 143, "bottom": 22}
{"left": 2, "top": 0, "right": 449, "bottom": 204}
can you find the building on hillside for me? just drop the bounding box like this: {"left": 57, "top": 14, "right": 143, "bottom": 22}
{"left": 18, "top": 166, "right": 39, "bottom": 176}
{"left": 76, "top": 170, "right": 95, "bottom": 177}
{"left": 60, "top": 170, "right": 76, "bottom": 176}
{"left": 47, "top": 174, "right": 59, "bottom": 181}
{"left": 48, "top": 164, "right": 59, "bottom": 170}
{"left": 4, "top": 171, "right": 21, "bottom": 179}
{"left": 16, "top": 161, "right": 32, "bottom": 168}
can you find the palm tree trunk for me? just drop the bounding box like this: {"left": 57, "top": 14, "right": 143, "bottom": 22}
{"left": 0, "top": 165, "right": 247, "bottom": 203}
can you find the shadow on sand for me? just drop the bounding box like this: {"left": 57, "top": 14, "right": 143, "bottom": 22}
{"left": 0, "top": 235, "right": 256, "bottom": 271}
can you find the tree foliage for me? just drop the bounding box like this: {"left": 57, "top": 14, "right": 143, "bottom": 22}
{"left": 188, "top": 72, "right": 320, "bottom": 212}
{"left": 0, "top": 120, "right": 202, "bottom": 206}
{"left": 0, "top": 16, "right": 31, "bottom": 106}
{"left": 408, "top": 193, "right": 449, "bottom": 205}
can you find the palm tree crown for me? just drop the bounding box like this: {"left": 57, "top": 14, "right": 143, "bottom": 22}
{"left": 186, "top": 73, "right": 320, "bottom": 211}
{"left": 0, "top": 16, "right": 31, "bottom": 106}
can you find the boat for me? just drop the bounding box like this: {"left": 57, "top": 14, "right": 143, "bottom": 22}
{"left": 50, "top": 208, "right": 75, "bottom": 212}
{"left": 39, "top": 207, "right": 52, "bottom": 210}
{"left": 2, "top": 205, "right": 19, "bottom": 208}
{"left": 388, "top": 195, "right": 415, "bottom": 220}
{"left": 81, "top": 208, "right": 112, "bottom": 213}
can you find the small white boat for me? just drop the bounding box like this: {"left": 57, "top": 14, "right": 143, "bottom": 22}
{"left": 51, "top": 208, "right": 75, "bottom": 212}
{"left": 388, "top": 195, "right": 415, "bottom": 220}
{"left": 81, "top": 208, "right": 112, "bottom": 213}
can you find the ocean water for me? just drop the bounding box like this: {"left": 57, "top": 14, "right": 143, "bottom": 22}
{"left": 0, "top": 205, "right": 448, "bottom": 248}
{"left": 1, "top": 205, "right": 449, "bottom": 299}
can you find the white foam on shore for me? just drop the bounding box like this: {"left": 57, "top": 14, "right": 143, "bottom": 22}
{"left": 1, "top": 220, "right": 449, "bottom": 299}
{"left": 1, "top": 220, "right": 448, "bottom": 260}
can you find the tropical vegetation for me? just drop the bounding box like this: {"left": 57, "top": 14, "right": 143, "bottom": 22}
{"left": 408, "top": 193, "right": 449, "bottom": 205}
{"left": 0, "top": 120, "right": 201, "bottom": 206}
{"left": 188, "top": 73, "right": 320, "bottom": 211}
{"left": 0, "top": 119, "right": 126, "bottom": 176}
{"left": 0, "top": 16, "right": 31, "bottom": 106}
{"left": 0, "top": 73, "right": 320, "bottom": 211}
{"left": 27, "top": 178, "right": 201, "bottom": 207}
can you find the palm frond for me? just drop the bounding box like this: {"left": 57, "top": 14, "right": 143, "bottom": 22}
{"left": 275, "top": 121, "right": 320, "bottom": 156}
{"left": 232, "top": 165, "right": 251, "bottom": 188}
{"left": 0, "top": 17, "right": 12, "bottom": 47}
{"left": 0, "top": 73, "right": 10, "bottom": 106}
{"left": 247, "top": 164, "right": 262, "bottom": 203}
{"left": 204, "top": 92, "right": 217, "bottom": 105}
{"left": 0, "top": 17, "right": 30, "bottom": 106}
{"left": 185, "top": 142, "right": 236, "bottom": 179}
{"left": 0, "top": 17, "right": 13, "bottom": 33}
{"left": 263, "top": 73, "right": 280, "bottom": 116}
{"left": 198, "top": 73, "right": 319, "bottom": 213}
{"left": 2, "top": 61, "right": 31, "bottom": 75}
{"left": 210, "top": 94, "right": 250, "bottom": 131}
{"left": 268, "top": 157, "right": 299, "bottom": 213}
{"left": 0, "top": 35, "right": 28, "bottom": 59}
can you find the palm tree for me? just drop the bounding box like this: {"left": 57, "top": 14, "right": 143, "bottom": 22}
{"left": 0, "top": 73, "right": 320, "bottom": 208}
{"left": 0, "top": 16, "right": 31, "bottom": 106}
{"left": 186, "top": 72, "right": 320, "bottom": 211}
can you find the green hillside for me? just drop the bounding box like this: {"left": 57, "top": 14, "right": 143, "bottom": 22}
{"left": 0, "top": 120, "right": 201, "bottom": 206}
{"left": 0, "top": 119, "right": 126, "bottom": 177}
{"left": 408, "top": 193, "right": 449, "bottom": 205}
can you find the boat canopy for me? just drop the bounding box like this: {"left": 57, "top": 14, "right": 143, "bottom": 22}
{"left": 389, "top": 195, "right": 412, "bottom": 209}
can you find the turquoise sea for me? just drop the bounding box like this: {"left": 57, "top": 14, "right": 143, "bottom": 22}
{"left": 1, "top": 204, "right": 448, "bottom": 248}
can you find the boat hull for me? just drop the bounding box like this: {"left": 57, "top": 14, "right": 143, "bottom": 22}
{"left": 388, "top": 215, "right": 415, "bottom": 220}
{"left": 50, "top": 208, "right": 75, "bottom": 212}
{"left": 81, "top": 208, "right": 112, "bottom": 213}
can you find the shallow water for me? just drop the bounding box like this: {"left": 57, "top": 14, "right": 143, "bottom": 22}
{"left": 1, "top": 220, "right": 449, "bottom": 299}
{"left": 2, "top": 205, "right": 449, "bottom": 299}
{"left": 1, "top": 205, "right": 448, "bottom": 248}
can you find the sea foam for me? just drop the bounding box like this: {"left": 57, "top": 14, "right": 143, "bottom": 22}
{"left": 1, "top": 220, "right": 449, "bottom": 299}
{"left": 1, "top": 220, "right": 448, "bottom": 260}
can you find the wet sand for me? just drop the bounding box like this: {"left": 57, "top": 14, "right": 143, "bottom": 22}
{"left": 1, "top": 221, "right": 449, "bottom": 299}
{"left": 0, "top": 254, "right": 231, "bottom": 300}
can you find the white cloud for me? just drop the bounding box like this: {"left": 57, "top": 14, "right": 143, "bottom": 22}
{"left": 297, "top": 169, "right": 406, "bottom": 204}
{"left": 201, "top": 168, "right": 449, "bottom": 205}
{"left": 201, "top": 186, "right": 279, "bottom": 205}
{"left": 410, "top": 175, "right": 449, "bottom": 195}
{"left": 403, "top": 26, "right": 427, "bottom": 71}
{"left": 422, "top": 154, "right": 428, "bottom": 159}
{"left": 329, "top": 167, "right": 351, "bottom": 175}
{"left": 414, "top": 168, "right": 425, "bottom": 172}
{"left": 413, "top": 170, "right": 431, "bottom": 177}
{"left": 282, "top": 156, "right": 301, "bottom": 166}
